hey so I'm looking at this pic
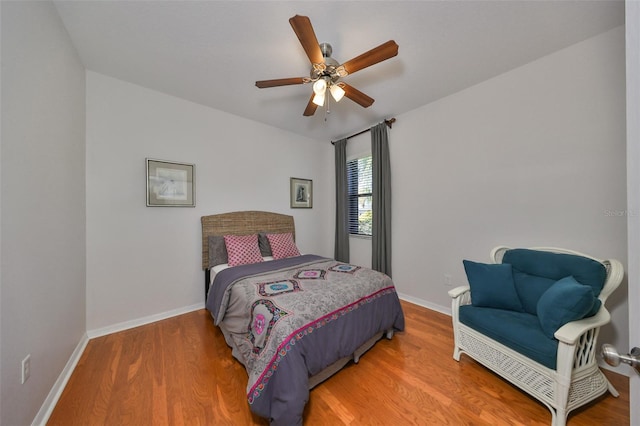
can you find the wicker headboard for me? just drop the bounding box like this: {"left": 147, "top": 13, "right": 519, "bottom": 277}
{"left": 201, "top": 211, "right": 295, "bottom": 270}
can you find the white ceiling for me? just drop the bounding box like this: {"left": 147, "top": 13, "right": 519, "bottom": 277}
{"left": 52, "top": 0, "right": 624, "bottom": 142}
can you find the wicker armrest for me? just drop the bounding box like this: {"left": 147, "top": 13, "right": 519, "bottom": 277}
{"left": 448, "top": 285, "right": 470, "bottom": 299}
{"left": 554, "top": 308, "right": 611, "bottom": 344}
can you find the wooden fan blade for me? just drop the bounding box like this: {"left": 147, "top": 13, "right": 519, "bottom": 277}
{"left": 340, "top": 40, "right": 399, "bottom": 76}
{"left": 341, "top": 83, "right": 374, "bottom": 108}
{"left": 303, "top": 92, "right": 318, "bottom": 116}
{"left": 255, "top": 77, "right": 306, "bottom": 88}
{"left": 289, "top": 15, "right": 324, "bottom": 65}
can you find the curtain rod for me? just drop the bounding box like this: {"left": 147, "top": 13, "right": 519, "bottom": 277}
{"left": 331, "top": 118, "right": 396, "bottom": 145}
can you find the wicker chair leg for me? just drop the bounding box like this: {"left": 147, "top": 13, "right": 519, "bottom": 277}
{"left": 552, "top": 407, "right": 567, "bottom": 426}
{"left": 606, "top": 377, "right": 620, "bottom": 397}
{"left": 549, "top": 409, "right": 557, "bottom": 426}
{"left": 453, "top": 347, "right": 461, "bottom": 361}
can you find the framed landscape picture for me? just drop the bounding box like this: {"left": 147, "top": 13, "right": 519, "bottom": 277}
{"left": 146, "top": 158, "right": 195, "bottom": 207}
{"left": 290, "top": 177, "right": 312, "bottom": 208}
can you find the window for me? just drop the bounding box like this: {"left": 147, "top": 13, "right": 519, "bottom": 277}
{"left": 347, "top": 156, "right": 372, "bottom": 236}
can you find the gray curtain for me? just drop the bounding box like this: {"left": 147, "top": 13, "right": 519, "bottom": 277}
{"left": 334, "top": 138, "right": 350, "bottom": 262}
{"left": 371, "top": 122, "right": 392, "bottom": 276}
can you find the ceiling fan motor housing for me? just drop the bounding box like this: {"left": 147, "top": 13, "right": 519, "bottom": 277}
{"left": 312, "top": 43, "right": 341, "bottom": 83}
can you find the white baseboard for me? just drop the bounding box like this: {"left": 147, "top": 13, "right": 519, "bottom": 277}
{"left": 32, "top": 333, "right": 90, "bottom": 426}
{"left": 599, "top": 359, "right": 633, "bottom": 378}
{"left": 87, "top": 302, "right": 205, "bottom": 338}
{"left": 398, "top": 292, "right": 451, "bottom": 316}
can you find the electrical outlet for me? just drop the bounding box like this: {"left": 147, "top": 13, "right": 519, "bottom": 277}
{"left": 444, "top": 273, "right": 452, "bottom": 287}
{"left": 21, "top": 354, "right": 31, "bottom": 384}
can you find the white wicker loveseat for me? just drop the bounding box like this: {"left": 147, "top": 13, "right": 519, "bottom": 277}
{"left": 449, "top": 246, "right": 624, "bottom": 426}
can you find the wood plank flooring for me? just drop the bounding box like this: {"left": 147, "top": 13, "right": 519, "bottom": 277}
{"left": 48, "top": 301, "right": 629, "bottom": 425}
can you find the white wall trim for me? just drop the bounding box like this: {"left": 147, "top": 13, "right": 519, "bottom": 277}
{"left": 31, "top": 333, "right": 90, "bottom": 426}
{"left": 598, "top": 361, "right": 632, "bottom": 377}
{"left": 87, "top": 302, "right": 205, "bottom": 339}
{"left": 398, "top": 292, "right": 451, "bottom": 316}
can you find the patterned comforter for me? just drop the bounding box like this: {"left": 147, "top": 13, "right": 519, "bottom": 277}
{"left": 205, "top": 254, "right": 405, "bottom": 425}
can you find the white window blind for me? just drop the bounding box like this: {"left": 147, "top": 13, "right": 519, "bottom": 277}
{"left": 347, "top": 156, "right": 372, "bottom": 236}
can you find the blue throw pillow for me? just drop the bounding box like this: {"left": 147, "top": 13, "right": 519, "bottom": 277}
{"left": 536, "top": 276, "right": 597, "bottom": 339}
{"left": 463, "top": 260, "right": 524, "bottom": 312}
{"left": 586, "top": 298, "right": 603, "bottom": 317}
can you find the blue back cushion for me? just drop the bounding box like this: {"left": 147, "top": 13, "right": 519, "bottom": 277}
{"left": 511, "top": 271, "right": 556, "bottom": 314}
{"left": 502, "top": 249, "right": 607, "bottom": 314}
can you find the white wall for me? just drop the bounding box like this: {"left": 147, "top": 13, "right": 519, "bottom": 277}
{"left": 1, "top": 1, "right": 86, "bottom": 424}
{"left": 85, "top": 72, "right": 333, "bottom": 331}
{"left": 391, "top": 27, "right": 628, "bottom": 351}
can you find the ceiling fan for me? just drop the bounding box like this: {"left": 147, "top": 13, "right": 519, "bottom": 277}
{"left": 255, "top": 15, "right": 399, "bottom": 116}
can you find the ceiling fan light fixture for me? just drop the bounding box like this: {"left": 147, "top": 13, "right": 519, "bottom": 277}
{"left": 330, "top": 84, "right": 345, "bottom": 102}
{"left": 313, "top": 78, "right": 327, "bottom": 95}
{"left": 312, "top": 92, "right": 325, "bottom": 106}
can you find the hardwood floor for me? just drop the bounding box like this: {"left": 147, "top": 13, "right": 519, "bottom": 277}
{"left": 48, "top": 301, "right": 629, "bottom": 425}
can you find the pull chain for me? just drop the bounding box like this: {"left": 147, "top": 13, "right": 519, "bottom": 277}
{"left": 324, "top": 93, "right": 331, "bottom": 122}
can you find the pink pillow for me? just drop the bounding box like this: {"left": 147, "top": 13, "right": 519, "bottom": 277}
{"left": 224, "top": 234, "right": 263, "bottom": 267}
{"left": 266, "top": 233, "right": 300, "bottom": 259}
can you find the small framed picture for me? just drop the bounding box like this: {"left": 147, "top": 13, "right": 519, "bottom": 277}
{"left": 290, "top": 177, "right": 312, "bottom": 209}
{"left": 146, "top": 158, "right": 195, "bottom": 207}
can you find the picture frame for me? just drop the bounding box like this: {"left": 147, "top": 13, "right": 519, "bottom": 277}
{"left": 146, "top": 158, "right": 195, "bottom": 207}
{"left": 290, "top": 177, "right": 312, "bottom": 209}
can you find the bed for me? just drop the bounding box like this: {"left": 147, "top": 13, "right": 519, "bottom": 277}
{"left": 201, "top": 211, "right": 405, "bottom": 425}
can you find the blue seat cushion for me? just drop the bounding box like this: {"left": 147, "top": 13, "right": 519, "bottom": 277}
{"left": 459, "top": 305, "right": 558, "bottom": 370}
{"left": 503, "top": 249, "right": 607, "bottom": 315}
